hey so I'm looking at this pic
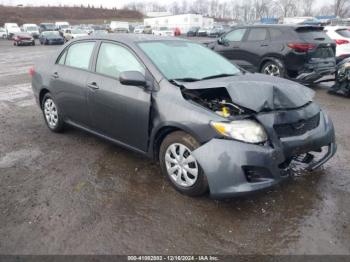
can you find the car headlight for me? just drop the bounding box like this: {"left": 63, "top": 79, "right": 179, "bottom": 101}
{"left": 211, "top": 120, "right": 268, "bottom": 144}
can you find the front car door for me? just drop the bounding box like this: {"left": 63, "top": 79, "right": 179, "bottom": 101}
{"left": 213, "top": 28, "right": 247, "bottom": 65}
{"left": 86, "top": 41, "right": 152, "bottom": 152}
{"left": 50, "top": 41, "right": 96, "bottom": 127}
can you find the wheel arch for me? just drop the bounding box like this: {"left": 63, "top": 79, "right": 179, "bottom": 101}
{"left": 39, "top": 88, "right": 50, "bottom": 108}
{"left": 259, "top": 55, "right": 285, "bottom": 71}
{"left": 150, "top": 123, "right": 202, "bottom": 161}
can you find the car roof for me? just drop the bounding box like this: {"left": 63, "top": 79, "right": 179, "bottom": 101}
{"left": 71, "top": 33, "right": 186, "bottom": 44}
{"left": 239, "top": 24, "right": 323, "bottom": 29}
{"left": 324, "top": 25, "right": 349, "bottom": 30}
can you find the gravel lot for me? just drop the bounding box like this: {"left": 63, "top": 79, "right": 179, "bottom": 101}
{"left": 0, "top": 38, "right": 349, "bottom": 255}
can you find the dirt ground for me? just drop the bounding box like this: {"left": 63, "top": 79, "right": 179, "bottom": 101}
{"left": 0, "top": 39, "right": 349, "bottom": 255}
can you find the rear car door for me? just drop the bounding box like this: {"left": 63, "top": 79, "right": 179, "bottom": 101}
{"left": 213, "top": 28, "right": 247, "bottom": 65}
{"left": 86, "top": 41, "right": 152, "bottom": 152}
{"left": 238, "top": 27, "right": 270, "bottom": 72}
{"left": 50, "top": 41, "right": 96, "bottom": 127}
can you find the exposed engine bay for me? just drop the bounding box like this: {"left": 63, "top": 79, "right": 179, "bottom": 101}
{"left": 181, "top": 87, "right": 246, "bottom": 118}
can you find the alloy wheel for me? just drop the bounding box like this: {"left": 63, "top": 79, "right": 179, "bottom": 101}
{"left": 263, "top": 64, "right": 281, "bottom": 76}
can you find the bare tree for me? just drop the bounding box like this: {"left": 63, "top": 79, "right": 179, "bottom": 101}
{"left": 302, "top": 0, "right": 315, "bottom": 16}
{"left": 254, "top": 0, "right": 270, "bottom": 20}
{"left": 334, "top": 0, "right": 350, "bottom": 17}
{"left": 316, "top": 4, "right": 334, "bottom": 16}
{"left": 170, "top": 1, "right": 180, "bottom": 15}
{"left": 271, "top": 0, "right": 298, "bottom": 17}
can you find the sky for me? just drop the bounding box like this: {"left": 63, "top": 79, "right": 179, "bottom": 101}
{"left": 0, "top": 0, "right": 329, "bottom": 10}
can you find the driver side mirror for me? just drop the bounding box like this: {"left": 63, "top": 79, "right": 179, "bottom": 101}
{"left": 119, "top": 71, "right": 147, "bottom": 87}
{"left": 218, "top": 37, "right": 229, "bottom": 46}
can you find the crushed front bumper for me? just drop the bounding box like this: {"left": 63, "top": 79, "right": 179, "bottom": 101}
{"left": 192, "top": 110, "right": 336, "bottom": 199}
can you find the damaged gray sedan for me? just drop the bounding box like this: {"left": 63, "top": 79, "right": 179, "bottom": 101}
{"left": 31, "top": 35, "right": 337, "bottom": 199}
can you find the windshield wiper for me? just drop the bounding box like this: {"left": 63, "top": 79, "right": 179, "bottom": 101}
{"left": 201, "top": 73, "right": 237, "bottom": 80}
{"left": 169, "top": 77, "right": 201, "bottom": 82}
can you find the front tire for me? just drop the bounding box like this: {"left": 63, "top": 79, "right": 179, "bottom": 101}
{"left": 159, "top": 131, "right": 208, "bottom": 197}
{"left": 41, "top": 93, "right": 64, "bottom": 133}
{"left": 261, "top": 59, "right": 285, "bottom": 77}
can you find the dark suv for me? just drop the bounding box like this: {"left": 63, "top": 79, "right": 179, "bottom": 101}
{"left": 208, "top": 25, "right": 336, "bottom": 84}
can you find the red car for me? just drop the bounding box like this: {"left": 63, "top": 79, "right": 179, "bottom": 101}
{"left": 174, "top": 27, "right": 181, "bottom": 36}
{"left": 13, "top": 33, "right": 35, "bottom": 46}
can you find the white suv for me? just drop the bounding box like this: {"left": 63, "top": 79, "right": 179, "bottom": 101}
{"left": 324, "top": 26, "right": 350, "bottom": 59}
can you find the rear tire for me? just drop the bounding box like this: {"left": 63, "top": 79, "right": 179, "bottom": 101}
{"left": 261, "top": 59, "right": 285, "bottom": 77}
{"left": 41, "top": 93, "right": 64, "bottom": 133}
{"left": 159, "top": 131, "right": 208, "bottom": 197}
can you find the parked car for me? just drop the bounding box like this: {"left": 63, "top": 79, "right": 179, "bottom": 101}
{"left": 328, "top": 57, "right": 350, "bottom": 97}
{"left": 110, "top": 21, "right": 129, "bottom": 33}
{"left": 13, "top": 33, "right": 35, "bottom": 46}
{"left": 187, "top": 26, "right": 200, "bottom": 37}
{"left": 197, "top": 27, "right": 209, "bottom": 37}
{"left": 143, "top": 26, "right": 153, "bottom": 34}
{"left": 208, "top": 26, "right": 226, "bottom": 37}
{"left": 90, "top": 30, "right": 108, "bottom": 36}
{"left": 39, "top": 23, "right": 56, "bottom": 33}
{"left": 63, "top": 29, "right": 89, "bottom": 41}
{"left": 31, "top": 34, "right": 336, "bottom": 199}
{"left": 39, "top": 31, "right": 64, "bottom": 45}
{"left": 55, "top": 21, "right": 70, "bottom": 31}
{"left": 174, "top": 27, "right": 181, "bottom": 36}
{"left": 152, "top": 27, "right": 175, "bottom": 37}
{"left": 4, "top": 23, "right": 21, "bottom": 39}
{"left": 329, "top": 57, "right": 350, "bottom": 96}
{"left": 0, "top": 27, "right": 6, "bottom": 39}
{"left": 207, "top": 25, "right": 336, "bottom": 84}
{"left": 22, "top": 24, "right": 40, "bottom": 39}
{"left": 324, "top": 26, "right": 350, "bottom": 61}
{"left": 133, "top": 25, "right": 145, "bottom": 34}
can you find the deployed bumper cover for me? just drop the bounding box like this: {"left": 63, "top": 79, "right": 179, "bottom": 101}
{"left": 193, "top": 109, "right": 336, "bottom": 199}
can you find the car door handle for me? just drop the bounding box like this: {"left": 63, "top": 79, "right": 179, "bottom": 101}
{"left": 87, "top": 82, "right": 99, "bottom": 90}
{"left": 51, "top": 72, "right": 59, "bottom": 79}
{"left": 261, "top": 44, "right": 269, "bottom": 47}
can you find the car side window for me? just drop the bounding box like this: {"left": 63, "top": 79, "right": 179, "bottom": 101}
{"left": 246, "top": 28, "right": 268, "bottom": 41}
{"left": 96, "top": 42, "right": 145, "bottom": 79}
{"left": 224, "top": 29, "right": 246, "bottom": 42}
{"left": 65, "top": 42, "right": 95, "bottom": 70}
{"left": 269, "top": 28, "right": 283, "bottom": 40}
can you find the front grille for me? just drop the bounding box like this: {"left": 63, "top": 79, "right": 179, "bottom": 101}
{"left": 274, "top": 113, "right": 320, "bottom": 138}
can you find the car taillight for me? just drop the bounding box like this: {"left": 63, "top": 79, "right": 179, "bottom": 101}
{"left": 335, "top": 39, "right": 349, "bottom": 45}
{"left": 287, "top": 43, "right": 316, "bottom": 52}
{"left": 29, "top": 67, "right": 35, "bottom": 77}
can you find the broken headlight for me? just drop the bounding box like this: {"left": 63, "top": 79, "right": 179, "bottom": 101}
{"left": 211, "top": 120, "right": 268, "bottom": 144}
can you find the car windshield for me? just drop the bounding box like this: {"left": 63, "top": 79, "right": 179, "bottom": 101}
{"left": 27, "top": 27, "right": 37, "bottom": 31}
{"left": 44, "top": 31, "right": 60, "bottom": 36}
{"left": 72, "top": 29, "right": 85, "bottom": 34}
{"left": 160, "top": 27, "right": 169, "bottom": 31}
{"left": 43, "top": 24, "right": 55, "bottom": 30}
{"left": 138, "top": 41, "right": 241, "bottom": 81}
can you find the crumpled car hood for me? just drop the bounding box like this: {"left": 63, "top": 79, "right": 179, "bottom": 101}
{"left": 181, "top": 73, "right": 315, "bottom": 112}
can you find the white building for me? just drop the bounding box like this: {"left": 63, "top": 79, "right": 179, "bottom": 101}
{"left": 144, "top": 14, "right": 214, "bottom": 34}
